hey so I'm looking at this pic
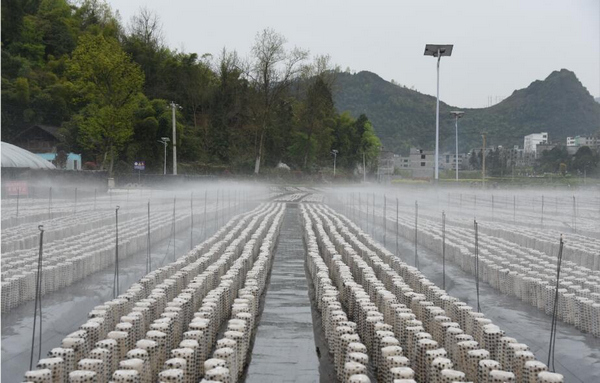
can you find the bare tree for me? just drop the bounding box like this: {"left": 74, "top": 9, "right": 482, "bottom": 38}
{"left": 300, "top": 54, "right": 339, "bottom": 88}
{"left": 128, "top": 6, "right": 164, "bottom": 49}
{"left": 247, "top": 28, "right": 308, "bottom": 174}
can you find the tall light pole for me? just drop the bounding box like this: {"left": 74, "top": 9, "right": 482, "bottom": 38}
{"left": 450, "top": 111, "right": 464, "bottom": 181}
{"left": 158, "top": 137, "right": 170, "bottom": 175}
{"left": 424, "top": 44, "right": 454, "bottom": 181}
{"left": 331, "top": 149, "right": 338, "bottom": 177}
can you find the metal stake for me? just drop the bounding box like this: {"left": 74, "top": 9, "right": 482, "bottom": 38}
{"left": 547, "top": 235, "right": 564, "bottom": 371}
{"left": 383, "top": 194, "right": 387, "bottom": 247}
{"left": 173, "top": 197, "right": 176, "bottom": 262}
{"left": 113, "top": 206, "right": 120, "bottom": 298}
{"left": 415, "top": 201, "right": 419, "bottom": 269}
{"left": 396, "top": 197, "right": 399, "bottom": 256}
{"left": 474, "top": 218, "right": 481, "bottom": 312}
{"left": 204, "top": 190, "right": 208, "bottom": 240}
{"left": 190, "top": 192, "right": 194, "bottom": 250}
{"left": 147, "top": 201, "right": 151, "bottom": 273}
{"left": 29, "top": 225, "right": 44, "bottom": 369}
{"left": 442, "top": 211, "right": 446, "bottom": 290}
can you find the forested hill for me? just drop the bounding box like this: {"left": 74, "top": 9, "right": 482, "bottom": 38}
{"left": 1, "top": 0, "right": 382, "bottom": 175}
{"left": 333, "top": 69, "right": 600, "bottom": 154}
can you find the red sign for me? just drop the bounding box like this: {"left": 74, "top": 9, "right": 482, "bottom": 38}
{"left": 6, "top": 181, "right": 28, "bottom": 196}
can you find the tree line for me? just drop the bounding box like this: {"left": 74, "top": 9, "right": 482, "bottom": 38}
{"left": 468, "top": 146, "right": 599, "bottom": 177}
{"left": 2, "top": 0, "right": 381, "bottom": 176}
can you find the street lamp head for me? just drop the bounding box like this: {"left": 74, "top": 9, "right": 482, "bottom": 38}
{"left": 161, "top": 137, "right": 170, "bottom": 142}
{"left": 331, "top": 149, "right": 339, "bottom": 155}
{"left": 450, "top": 111, "right": 465, "bottom": 118}
{"left": 424, "top": 44, "right": 453, "bottom": 57}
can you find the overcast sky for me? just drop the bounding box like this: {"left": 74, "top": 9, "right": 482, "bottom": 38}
{"left": 107, "top": 0, "right": 600, "bottom": 108}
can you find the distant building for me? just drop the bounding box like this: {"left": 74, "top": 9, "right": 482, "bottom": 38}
{"left": 12, "top": 125, "right": 62, "bottom": 153}
{"left": 566, "top": 135, "right": 599, "bottom": 155}
{"left": 535, "top": 142, "right": 558, "bottom": 158}
{"left": 36, "top": 153, "right": 82, "bottom": 171}
{"left": 10, "top": 124, "right": 82, "bottom": 170}
{"left": 440, "top": 152, "right": 465, "bottom": 171}
{"left": 505, "top": 146, "right": 535, "bottom": 168}
{"left": 394, "top": 148, "right": 435, "bottom": 178}
{"left": 523, "top": 132, "right": 548, "bottom": 155}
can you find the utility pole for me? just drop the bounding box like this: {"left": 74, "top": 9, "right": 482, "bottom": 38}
{"left": 450, "top": 111, "right": 464, "bottom": 181}
{"left": 332, "top": 150, "right": 338, "bottom": 178}
{"left": 171, "top": 102, "right": 178, "bottom": 175}
{"left": 158, "top": 137, "right": 170, "bottom": 175}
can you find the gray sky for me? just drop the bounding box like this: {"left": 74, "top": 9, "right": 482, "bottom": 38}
{"left": 107, "top": 0, "right": 600, "bottom": 108}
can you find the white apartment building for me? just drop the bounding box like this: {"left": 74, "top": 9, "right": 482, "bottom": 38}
{"left": 523, "top": 132, "right": 548, "bottom": 154}
{"left": 566, "top": 135, "right": 599, "bottom": 154}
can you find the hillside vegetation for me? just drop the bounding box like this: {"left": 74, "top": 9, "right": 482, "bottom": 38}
{"left": 1, "top": 0, "right": 380, "bottom": 175}
{"left": 334, "top": 69, "right": 600, "bottom": 154}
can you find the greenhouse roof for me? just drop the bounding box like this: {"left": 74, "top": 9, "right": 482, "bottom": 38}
{"left": 1, "top": 141, "right": 56, "bottom": 169}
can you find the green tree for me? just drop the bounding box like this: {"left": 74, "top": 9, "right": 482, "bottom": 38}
{"left": 537, "top": 146, "right": 570, "bottom": 173}
{"left": 356, "top": 115, "right": 381, "bottom": 174}
{"left": 295, "top": 76, "right": 335, "bottom": 169}
{"left": 572, "top": 146, "right": 598, "bottom": 175}
{"left": 68, "top": 33, "right": 144, "bottom": 175}
{"left": 469, "top": 149, "right": 480, "bottom": 170}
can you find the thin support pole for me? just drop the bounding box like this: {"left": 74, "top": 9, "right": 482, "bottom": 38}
{"left": 547, "top": 235, "right": 564, "bottom": 372}
{"left": 48, "top": 187, "right": 53, "bottom": 219}
{"left": 396, "top": 197, "right": 399, "bottom": 256}
{"left": 113, "top": 206, "right": 120, "bottom": 299}
{"left": 366, "top": 193, "right": 369, "bottom": 234}
{"left": 29, "top": 225, "right": 44, "bottom": 370}
{"left": 74, "top": 187, "right": 77, "bottom": 214}
{"left": 415, "top": 201, "right": 419, "bottom": 269}
{"left": 474, "top": 218, "right": 481, "bottom": 312}
{"left": 513, "top": 195, "right": 516, "bottom": 223}
{"left": 442, "top": 211, "right": 446, "bottom": 290}
{"left": 383, "top": 195, "right": 387, "bottom": 247}
{"left": 541, "top": 195, "right": 544, "bottom": 227}
{"left": 215, "top": 190, "right": 219, "bottom": 230}
{"left": 147, "top": 201, "right": 151, "bottom": 273}
{"left": 372, "top": 192, "right": 375, "bottom": 236}
{"left": 173, "top": 197, "right": 176, "bottom": 262}
{"left": 190, "top": 192, "right": 194, "bottom": 250}
{"left": 572, "top": 196, "right": 577, "bottom": 233}
{"left": 203, "top": 190, "right": 208, "bottom": 240}
{"left": 94, "top": 188, "right": 97, "bottom": 211}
